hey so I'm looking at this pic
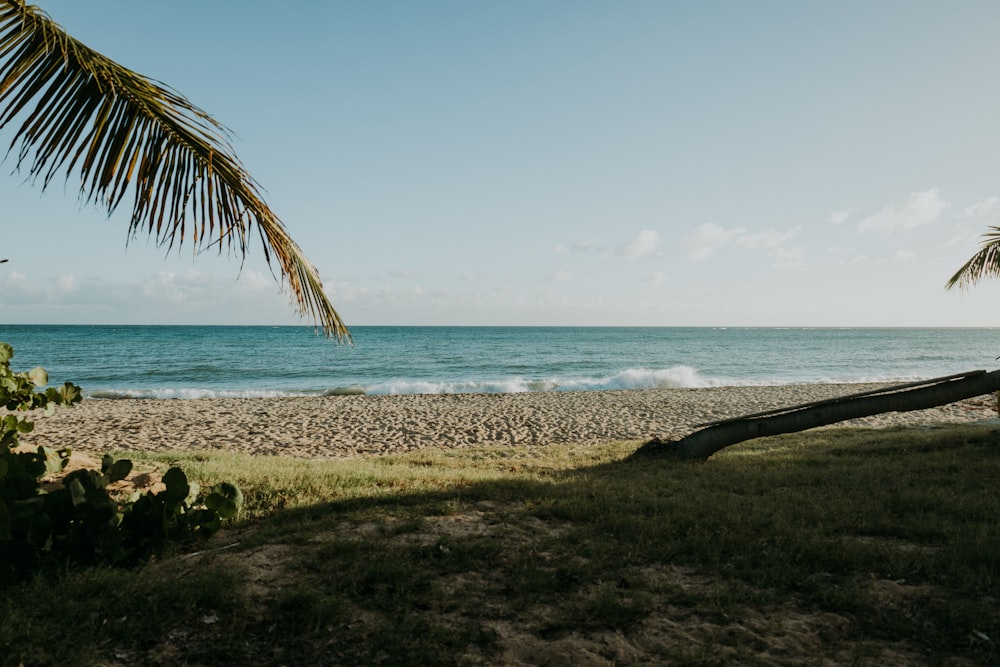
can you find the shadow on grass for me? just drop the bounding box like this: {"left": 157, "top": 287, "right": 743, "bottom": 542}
{"left": 3, "top": 424, "right": 1000, "bottom": 666}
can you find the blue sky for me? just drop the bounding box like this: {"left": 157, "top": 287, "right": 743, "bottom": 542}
{"left": 3, "top": 0, "right": 1000, "bottom": 327}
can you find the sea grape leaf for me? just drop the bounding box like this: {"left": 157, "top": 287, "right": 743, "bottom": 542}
{"left": 185, "top": 481, "right": 201, "bottom": 507}
{"left": 208, "top": 482, "right": 243, "bottom": 512}
{"left": 205, "top": 494, "right": 240, "bottom": 520}
{"left": 162, "top": 467, "right": 190, "bottom": 505}
{"left": 67, "top": 478, "right": 87, "bottom": 507}
{"left": 59, "top": 383, "right": 81, "bottom": 405}
{"left": 214, "top": 482, "right": 243, "bottom": 505}
{"left": 39, "top": 446, "right": 66, "bottom": 475}
{"left": 28, "top": 367, "right": 48, "bottom": 387}
{"left": 107, "top": 460, "right": 132, "bottom": 484}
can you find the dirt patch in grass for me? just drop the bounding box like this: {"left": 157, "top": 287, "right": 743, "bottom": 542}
{"left": 195, "top": 504, "right": 968, "bottom": 666}
{"left": 19, "top": 446, "right": 167, "bottom": 497}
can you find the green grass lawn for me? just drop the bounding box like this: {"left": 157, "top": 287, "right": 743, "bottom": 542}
{"left": 3, "top": 424, "right": 1000, "bottom": 665}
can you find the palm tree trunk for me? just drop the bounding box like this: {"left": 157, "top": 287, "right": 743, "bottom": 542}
{"left": 635, "top": 370, "right": 1000, "bottom": 460}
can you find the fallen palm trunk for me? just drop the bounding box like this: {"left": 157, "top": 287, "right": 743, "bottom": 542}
{"left": 634, "top": 370, "right": 1000, "bottom": 461}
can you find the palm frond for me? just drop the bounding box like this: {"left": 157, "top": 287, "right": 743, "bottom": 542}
{"left": 0, "top": 0, "right": 349, "bottom": 340}
{"left": 946, "top": 227, "right": 1000, "bottom": 291}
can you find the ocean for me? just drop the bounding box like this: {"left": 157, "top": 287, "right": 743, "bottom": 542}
{"left": 0, "top": 325, "right": 998, "bottom": 399}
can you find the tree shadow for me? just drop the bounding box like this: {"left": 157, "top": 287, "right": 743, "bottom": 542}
{"left": 6, "top": 425, "right": 1000, "bottom": 666}
{"left": 189, "top": 425, "right": 1000, "bottom": 664}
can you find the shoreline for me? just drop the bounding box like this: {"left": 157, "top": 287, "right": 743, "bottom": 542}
{"left": 16, "top": 383, "right": 999, "bottom": 459}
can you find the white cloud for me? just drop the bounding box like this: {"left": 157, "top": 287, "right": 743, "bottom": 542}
{"left": 944, "top": 223, "right": 984, "bottom": 248}
{"left": 683, "top": 223, "right": 801, "bottom": 261}
{"left": 829, "top": 209, "right": 855, "bottom": 225}
{"left": 769, "top": 247, "right": 804, "bottom": 270}
{"left": 136, "top": 270, "right": 280, "bottom": 308}
{"left": 2, "top": 268, "right": 298, "bottom": 323}
{"left": 55, "top": 274, "right": 76, "bottom": 293}
{"left": 239, "top": 269, "right": 273, "bottom": 291}
{"left": 140, "top": 271, "right": 185, "bottom": 304}
{"left": 4, "top": 270, "right": 28, "bottom": 286}
{"left": 1, "top": 270, "right": 40, "bottom": 305}
{"left": 879, "top": 249, "right": 916, "bottom": 263}
{"left": 325, "top": 280, "right": 368, "bottom": 303}
{"left": 857, "top": 188, "right": 947, "bottom": 233}
{"left": 546, "top": 270, "right": 573, "bottom": 282}
{"left": 958, "top": 197, "right": 999, "bottom": 219}
{"left": 389, "top": 269, "right": 420, "bottom": 279}
{"left": 618, "top": 229, "right": 661, "bottom": 260}
{"left": 554, "top": 239, "right": 602, "bottom": 255}
{"left": 644, "top": 271, "right": 667, "bottom": 287}
{"left": 745, "top": 228, "right": 800, "bottom": 249}
{"left": 683, "top": 223, "right": 739, "bottom": 260}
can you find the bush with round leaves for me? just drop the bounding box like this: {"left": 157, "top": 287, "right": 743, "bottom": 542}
{"left": 0, "top": 342, "right": 242, "bottom": 586}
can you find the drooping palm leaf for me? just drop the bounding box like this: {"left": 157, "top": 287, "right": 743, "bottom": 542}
{"left": 946, "top": 227, "right": 1000, "bottom": 291}
{"left": 0, "top": 0, "right": 349, "bottom": 340}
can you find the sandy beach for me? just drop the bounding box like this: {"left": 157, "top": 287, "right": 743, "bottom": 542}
{"left": 16, "top": 383, "right": 999, "bottom": 459}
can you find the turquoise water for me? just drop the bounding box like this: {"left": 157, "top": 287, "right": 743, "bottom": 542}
{"left": 1, "top": 325, "right": 998, "bottom": 399}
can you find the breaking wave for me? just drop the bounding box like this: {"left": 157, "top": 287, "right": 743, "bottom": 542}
{"left": 86, "top": 366, "right": 730, "bottom": 398}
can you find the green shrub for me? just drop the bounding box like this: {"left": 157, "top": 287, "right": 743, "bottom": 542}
{"left": 0, "top": 342, "right": 242, "bottom": 586}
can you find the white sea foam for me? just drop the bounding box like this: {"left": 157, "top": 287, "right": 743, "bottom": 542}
{"left": 83, "top": 370, "right": 955, "bottom": 399}
{"left": 366, "top": 377, "right": 538, "bottom": 395}
{"left": 362, "top": 366, "right": 720, "bottom": 395}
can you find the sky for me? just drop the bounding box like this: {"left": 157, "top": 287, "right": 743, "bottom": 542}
{"left": 3, "top": 0, "right": 1000, "bottom": 327}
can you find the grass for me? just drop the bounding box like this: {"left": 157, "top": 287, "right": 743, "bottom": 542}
{"left": 2, "top": 424, "right": 1000, "bottom": 665}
